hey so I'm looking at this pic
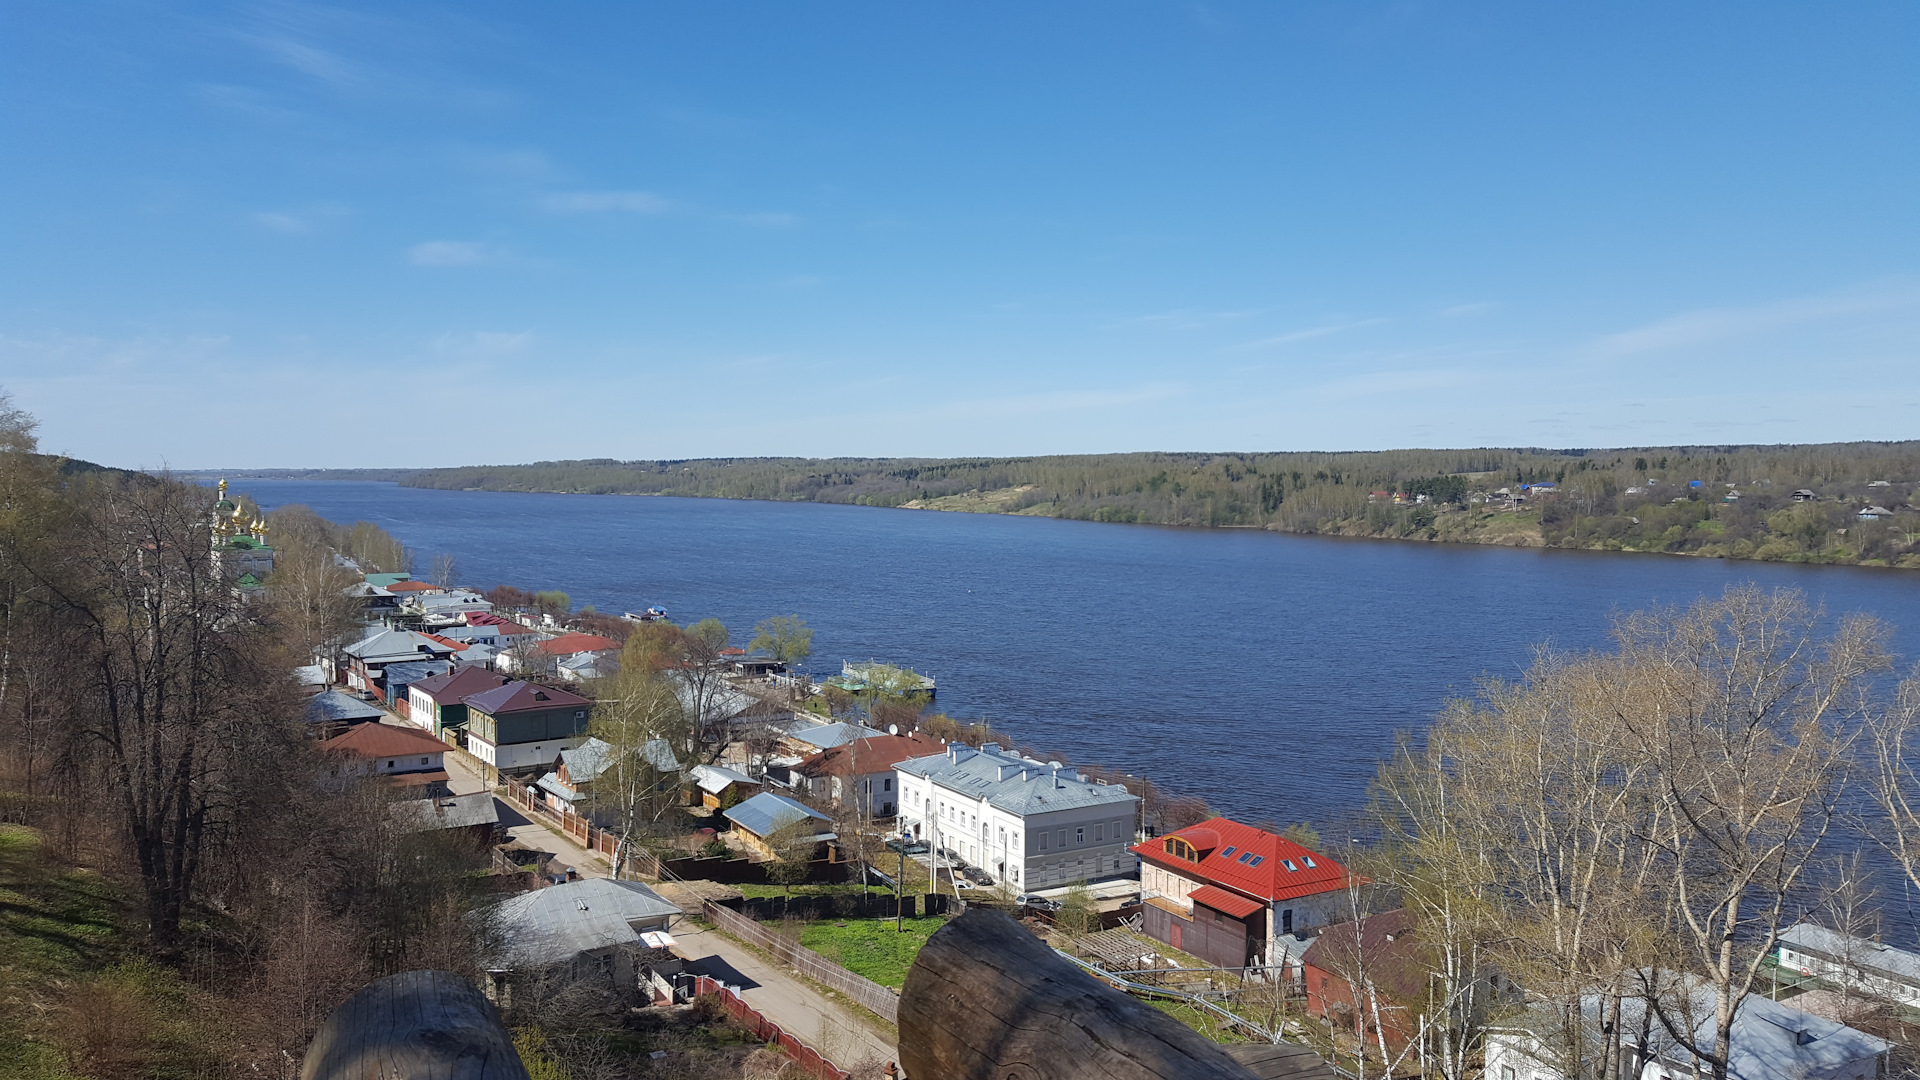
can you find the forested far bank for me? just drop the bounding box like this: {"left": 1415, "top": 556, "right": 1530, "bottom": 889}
{"left": 399, "top": 442, "right": 1920, "bottom": 568}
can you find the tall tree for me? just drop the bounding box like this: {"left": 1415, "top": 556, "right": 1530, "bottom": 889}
{"left": 749, "top": 614, "right": 814, "bottom": 665}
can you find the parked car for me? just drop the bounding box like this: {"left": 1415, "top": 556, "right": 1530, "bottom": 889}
{"left": 1016, "top": 894, "right": 1060, "bottom": 912}
{"left": 962, "top": 868, "right": 995, "bottom": 887}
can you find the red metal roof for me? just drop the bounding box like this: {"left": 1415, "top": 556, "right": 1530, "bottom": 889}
{"left": 1188, "top": 884, "right": 1265, "bottom": 920}
{"left": 386, "top": 580, "right": 440, "bottom": 593}
{"left": 464, "top": 680, "right": 593, "bottom": 716}
{"left": 1131, "top": 816, "right": 1351, "bottom": 904}
{"left": 535, "top": 632, "right": 619, "bottom": 656}
{"left": 793, "top": 733, "right": 945, "bottom": 779}
{"left": 409, "top": 666, "right": 509, "bottom": 704}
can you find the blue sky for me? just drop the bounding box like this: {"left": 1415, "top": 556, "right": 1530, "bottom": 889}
{"left": 2, "top": 2, "right": 1915, "bottom": 468}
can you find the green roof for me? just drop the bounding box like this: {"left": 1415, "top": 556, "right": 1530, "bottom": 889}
{"left": 365, "top": 573, "right": 412, "bottom": 587}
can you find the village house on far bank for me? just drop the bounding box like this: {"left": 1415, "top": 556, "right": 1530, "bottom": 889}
{"left": 896, "top": 742, "right": 1139, "bottom": 893}
{"left": 1133, "top": 817, "right": 1354, "bottom": 973}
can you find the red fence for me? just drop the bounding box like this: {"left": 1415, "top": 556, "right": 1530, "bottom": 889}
{"left": 695, "top": 976, "right": 850, "bottom": 1080}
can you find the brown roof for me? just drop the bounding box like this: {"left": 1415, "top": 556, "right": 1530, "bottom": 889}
{"left": 1300, "top": 908, "right": 1426, "bottom": 1004}
{"left": 410, "top": 665, "right": 510, "bottom": 704}
{"left": 794, "top": 732, "right": 945, "bottom": 779}
{"left": 320, "top": 722, "right": 451, "bottom": 759}
{"left": 386, "top": 580, "right": 441, "bottom": 593}
{"left": 535, "top": 632, "right": 619, "bottom": 656}
{"left": 464, "top": 680, "right": 593, "bottom": 716}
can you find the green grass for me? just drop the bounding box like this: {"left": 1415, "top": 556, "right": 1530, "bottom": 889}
{"left": 776, "top": 916, "right": 945, "bottom": 989}
{"left": 1146, "top": 997, "right": 1251, "bottom": 1043}
{"left": 734, "top": 882, "right": 900, "bottom": 900}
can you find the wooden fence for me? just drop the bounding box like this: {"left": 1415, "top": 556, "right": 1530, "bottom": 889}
{"left": 702, "top": 900, "right": 902, "bottom": 1025}
{"left": 694, "top": 976, "right": 850, "bottom": 1080}
{"left": 499, "top": 777, "right": 619, "bottom": 861}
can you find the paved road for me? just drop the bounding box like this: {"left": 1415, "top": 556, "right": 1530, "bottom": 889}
{"left": 398, "top": 718, "right": 894, "bottom": 1066}
{"left": 660, "top": 902, "right": 898, "bottom": 1068}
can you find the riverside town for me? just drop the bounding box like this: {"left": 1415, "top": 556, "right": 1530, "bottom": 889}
{"left": 15, "top": 470, "right": 1903, "bottom": 1080}
{"left": 7, "top": 6, "right": 1920, "bottom": 1078}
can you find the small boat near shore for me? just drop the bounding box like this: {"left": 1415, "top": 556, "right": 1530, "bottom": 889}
{"left": 622, "top": 607, "right": 669, "bottom": 623}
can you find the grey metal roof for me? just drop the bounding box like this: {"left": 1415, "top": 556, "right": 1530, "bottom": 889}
{"left": 785, "top": 721, "right": 883, "bottom": 750}
{"left": 486, "top": 878, "right": 682, "bottom": 969}
{"left": 1780, "top": 921, "right": 1920, "bottom": 987}
{"left": 342, "top": 628, "right": 456, "bottom": 662}
{"left": 724, "top": 791, "right": 833, "bottom": 838}
{"left": 389, "top": 792, "right": 499, "bottom": 833}
{"left": 307, "top": 690, "right": 387, "bottom": 724}
{"left": 896, "top": 744, "right": 1140, "bottom": 817}
{"left": 383, "top": 660, "right": 449, "bottom": 685}
{"left": 690, "top": 763, "right": 757, "bottom": 795}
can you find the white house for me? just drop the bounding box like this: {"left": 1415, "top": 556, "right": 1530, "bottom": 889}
{"left": 895, "top": 743, "right": 1140, "bottom": 892}
{"left": 1779, "top": 922, "right": 1920, "bottom": 1009}
{"left": 1484, "top": 980, "right": 1889, "bottom": 1080}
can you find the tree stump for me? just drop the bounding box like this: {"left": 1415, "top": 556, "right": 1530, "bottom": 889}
{"left": 898, "top": 907, "right": 1263, "bottom": 1080}
{"left": 301, "top": 969, "right": 529, "bottom": 1080}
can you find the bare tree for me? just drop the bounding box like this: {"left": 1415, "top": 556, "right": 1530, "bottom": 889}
{"left": 1612, "top": 587, "right": 1885, "bottom": 1080}
{"left": 429, "top": 553, "right": 458, "bottom": 590}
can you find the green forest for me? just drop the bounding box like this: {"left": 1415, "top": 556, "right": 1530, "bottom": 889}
{"left": 402, "top": 442, "right": 1920, "bottom": 568}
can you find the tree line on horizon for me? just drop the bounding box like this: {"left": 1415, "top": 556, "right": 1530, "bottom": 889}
{"left": 400, "top": 441, "right": 1920, "bottom": 568}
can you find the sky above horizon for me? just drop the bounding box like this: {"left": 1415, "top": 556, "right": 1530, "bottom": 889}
{"left": 3, "top": 2, "right": 1916, "bottom": 469}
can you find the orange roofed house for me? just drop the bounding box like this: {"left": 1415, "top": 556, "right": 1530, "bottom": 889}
{"left": 318, "top": 722, "right": 453, "bottom": 799}
{"left": 1131, "top": 817, "right": 1354, "bottom": 973}
{"left": 791, "top": 732, "right": 943, "bottom": 819}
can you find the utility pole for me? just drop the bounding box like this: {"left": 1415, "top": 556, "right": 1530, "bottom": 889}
{"left": 897, "top": 836, "right": 907, "bottom": 932}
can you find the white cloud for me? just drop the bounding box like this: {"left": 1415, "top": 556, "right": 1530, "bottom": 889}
{"left": 542, "top": 190, "right": 674, "bottom": 214}
{"left": 1591, "top": 281, "right": 1920, "bottom": 356}
{"left": 1230, "top": 318, "right": 1388, "bottom": 351}
{"left": 408, "top": 240, "right": 502, "bottom": 267}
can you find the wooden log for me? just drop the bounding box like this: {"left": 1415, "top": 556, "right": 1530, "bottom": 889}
{"left": 1222, "top": 1042, "right": 1339, "bottom": 1080}
{"left": 897, "top": 907, "right": 1263, "bottom": 1080}
{"left": 301, "top": 969, "right": 530, "bottom": 1080}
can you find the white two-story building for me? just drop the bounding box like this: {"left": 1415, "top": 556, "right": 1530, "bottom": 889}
{"left": 895, "top": 743, "right": 1140, "bottom": 893}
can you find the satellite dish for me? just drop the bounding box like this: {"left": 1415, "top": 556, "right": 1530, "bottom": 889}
{"left": 888, "top": 724, "right": 899, "bottom": 735}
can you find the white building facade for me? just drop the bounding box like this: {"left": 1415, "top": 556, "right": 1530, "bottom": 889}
{"left": 895, "top": 743, "right": 1139, "bottom": 892}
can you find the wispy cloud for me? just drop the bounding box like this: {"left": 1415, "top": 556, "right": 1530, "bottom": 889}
{"left": 408, "top": 240, "right": 504, "bottom": 267}
{"left": 432, "top": 331, "right": 532, "bottom": 356}
{"left": 1230, "top": 318, "right": 1388, "bottom": 351}
{"left": 542, "top": 190, "right": 674, "bottom": 214}
{"left": 250, "top": 203, "right": 349, "bottom": 234}
{"left": 1591, "top": 281, "right": 1920, "bottom": 356}
{"left": 195, "top": 83, "right": 296, "bottom": 119}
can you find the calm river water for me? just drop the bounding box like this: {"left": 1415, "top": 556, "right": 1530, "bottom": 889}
{"left": 236, "top": 480, "right": 1920, "bottom": 828}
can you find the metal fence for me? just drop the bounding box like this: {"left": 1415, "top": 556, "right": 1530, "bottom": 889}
{"left": 702, "top": 900, "right": 902, "bottom": 1025}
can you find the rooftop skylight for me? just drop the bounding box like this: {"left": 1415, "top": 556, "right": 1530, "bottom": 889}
{"left": 1220, "top": 846, "right": 1237, "bottom": 859}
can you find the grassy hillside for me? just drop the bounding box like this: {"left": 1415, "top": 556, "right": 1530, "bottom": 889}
{"left": 402, "top": 443, "right": 1920, "bottom": 568}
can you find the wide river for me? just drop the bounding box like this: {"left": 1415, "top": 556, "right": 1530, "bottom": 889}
{"left": 238, "top": 480, "right": 1920, "bottom": 829}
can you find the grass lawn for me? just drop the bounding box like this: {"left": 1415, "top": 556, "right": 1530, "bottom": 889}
{"left": 777, "top": 916, "right": 945, "bottom": 989}
{"left": 1146, "top": 997, "right": 1251, "bottom": 1043}
{"left": 735, "top": 882, "right": 904, "bottom": 900}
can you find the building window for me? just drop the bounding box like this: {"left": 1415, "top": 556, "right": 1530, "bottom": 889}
{"left": 1039, "top": 832, "right": 1048, "bottom": 851}
{"left": 420, "top": 757, "right": 429, "bottom": 765}
{"left": 1502, "top": 1069, "right": 1514, "bottom": 1080}
{"left": 1057, "top": 830, "right": 1068, "bottom": 848}
{"left": 1282, "top": 909, "right": 1293, "bottom": 934}
{"left": 1075, "top": 828, "right": 1085, "bottom": 846}
{"left": 387, "top": 760, "right": 396, "bottom": 768}
{"left": 1095, "top": 824, "right": 1105, "bottom": 842}
{"left": 884, "top": 778, "right": 892, "bottom": 790}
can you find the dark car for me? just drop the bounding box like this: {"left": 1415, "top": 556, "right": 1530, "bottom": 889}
{"left": 884, "top": 838, "right": 930, "bottom": 855}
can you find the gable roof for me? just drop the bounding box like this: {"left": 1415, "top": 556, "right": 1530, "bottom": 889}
{"left": 536, "top": 632, "right": 619, "bottom": 657}
{"left": 320, "top": 722, "right": 449, "bottom": 759}
{"left": 363, "top": 573, "right": 412, "bottom": 588}
{"left": 1133, "top": 817, "right": 1351, "bottom": 904}
{"left": 896, "top": 743, "right": 1141, "bottom": 817}
{"left": 724, "top": 791, "right": 833, "bottom": 838}
{"left": 342, "top": 628, "right": 457, "bottom": 662}
{"left": 488, "top": 878, "right": 682, "bottom": 969}
{"left": 463, "top": 680, "right": 592, "bottom": 716}
{"left": 466, "top": 612, "right": 539, "bottom": 634}
{"left": 1779, "top": 921, "right": 1920, "bottom": 987}
{"left": 1300, "top": 908, "right": 1425, "bottom": 1003}
{"left": 382, "top": 659, "right": 450, "bottom": 684}
{"left": 690, "top": 763, "right": 758, "bottom": 795}
{"left": 409, "top": 665, "right": 510, "bottom": 705}
{"left": 795, "top": 733, "right": 944, "bottom": 779}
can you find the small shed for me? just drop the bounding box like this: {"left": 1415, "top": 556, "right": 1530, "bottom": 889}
{"left": 306, "top": 690, "right": 387, "bottom": 739}
{"left": 689, "top": 763, "right": 760, "bottom": 809}
{"left": 723, "top": 792, "right": 836, "bottom": 859}
{"left": 485, "top": 878, "right": 683, "bottom": 996}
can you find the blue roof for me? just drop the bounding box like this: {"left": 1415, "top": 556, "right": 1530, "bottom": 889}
{"left": 383, "top": 660, "right": 448, "bottom": 685}
{"left": 724, "top": 791, "right": 832, "bottom": 838}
